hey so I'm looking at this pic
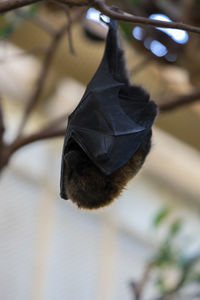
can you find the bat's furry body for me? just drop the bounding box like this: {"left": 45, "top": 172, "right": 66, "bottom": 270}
{"left": 60, "top": 19, "right": 157, "bottom": 209}
{"left": 64, "top": 131, "right": 152, "bottom": 209}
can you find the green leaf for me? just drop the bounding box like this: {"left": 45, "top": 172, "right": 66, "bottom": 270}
{"left": 119, "top": 22, "right": 133, "bottom": 40}
{"left": 153, "top": 207, "right": 171, "bottom": 228}
{"left": 0, "top": 24, "right": 15, "bottom": 39}
{"left": 169, "top": 219, "right": 183, "bottom": 238}
{"left": 154, "top": 241, "right": 175, "bottom": 266}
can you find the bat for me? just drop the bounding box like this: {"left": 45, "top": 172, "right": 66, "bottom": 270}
{"left": 60, "top": 18, "right": 158, "bottom": 209}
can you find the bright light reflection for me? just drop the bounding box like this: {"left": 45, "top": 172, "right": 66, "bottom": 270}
{"left": 149, "top": 14, "right": 189, "bottom": 44}
{"left": 86, "top": 8, "right": 110, "bottom": 27}
{"left": 150, "top": 40, "right": 167, "bottom": 57}
{"left": 132, "top": 26, "right": 144, "bottom": 40}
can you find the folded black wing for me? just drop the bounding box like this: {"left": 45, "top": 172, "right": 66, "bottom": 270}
{"left": 60, "top": 18, "right": 157, "bottom": 200}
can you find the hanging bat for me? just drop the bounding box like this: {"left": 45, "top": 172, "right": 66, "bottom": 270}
{"left": 60, "top": 18, "right": 158, "bottom": 209}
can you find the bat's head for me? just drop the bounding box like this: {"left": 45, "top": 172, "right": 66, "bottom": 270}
{"left": 64, "top": 132, "right": 152, "bottom": 209}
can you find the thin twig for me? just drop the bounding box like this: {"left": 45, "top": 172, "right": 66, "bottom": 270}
{"left": 51, "top": 0, "right": 76, "bottom": 54}
{"left": 0, "top": 113, "right": 67, "bottom": 169}
{"left": 9, "top": 126, "right": 66, "bottom": 154}
{"left": 17, "top": 9, "right": 82, "bottom": 135}
{"left": 154, "top": 254, "right": 200, "bottom": 300}
{"left": 130, "top": 262, "right": 155, "bottom": 300}
{"left": 0, "top": 95, "right": 5, "bottom": 146}
{"left": 159, "top": 87, "right": 200, "bottom": 112}
{"left": 17, "top": 24, "right": 67, "bottom": 135}
{"left": 0, "top": 0, "right": 41, "bottom": 13}
{"left": 0, "top": 95, "right": 8, "bottom": 170}
{"left": 0, "top": 0, "right": 89, "bottom": 13}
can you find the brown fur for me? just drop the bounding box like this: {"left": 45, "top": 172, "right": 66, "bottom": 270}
{"left": 65, "top": 140, "right": 149, "bottom": 209}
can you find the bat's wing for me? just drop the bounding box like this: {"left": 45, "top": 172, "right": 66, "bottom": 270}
{"left": 60, "top": 18, "right": 158, "bottom": 200}
{"left": 70, "top": 19, "right": 128, "bottom": 118}
{"left": 86, "top": 18, "right": 129, "bottom": 89}
{"left": 66, "top": 85, "right": 157, "bottom": 175}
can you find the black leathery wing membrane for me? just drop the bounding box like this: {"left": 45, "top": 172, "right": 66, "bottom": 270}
{"left": 60, "top": 18, "right": 158, "bottom": 209}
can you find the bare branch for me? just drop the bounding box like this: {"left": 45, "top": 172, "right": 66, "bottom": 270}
{"left": 52, "top": 0, "right": 76, "bottom": 54}
{"left": 0, "top": 0, "right": 41, "bottom": 13}
{"left": 0, "top": 113, "right": 67, "bottom": 170}
{"left": 9, "top": 116, "right": 67, "bottom": 154}
{"left": 130, "top": 262, "right": 155, "bottom": 300}
{"left": 0, "top": 0, "right": 89, "bottom": 13}
{"left": 17, "top": 9, "right": 82, "bottom": 135}
{"left": 9, "top": 87, "right": 200, "bottom": 162}
{"left": 0, "top": 95, "right": 9, "bottom": 171}
{"left": 1, "top": 0, "right": 200, "bottom": 36}
{"left": 154, "top": 254, "right": 200, "bottom": 300}
{"left": 0, "top": 96, "right": 5, "bottom": 147}
{"left": 159, "top": 87, "right": 200, "bottom": 112}
{"left": 17, "top": 24, "right": 67, "bottom": 135}
{"left": 93, "top": 0, "right": 200, "bottom": 35}
{"left": 9, "top": 127, "right": 66, "bottom": 154}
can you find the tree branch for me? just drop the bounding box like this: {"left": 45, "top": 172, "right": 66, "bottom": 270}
{"left": 0, "top": 0, "right": 89, "bottom": 13}
{"left": 17, "top": 23, "right": 67, "bottom": 134}
{"left": 0, "top": 96, "right": 5, "bottom": 148}
{"left": 0, "top": 0, "right": 41, "bottom": 13}
{"left": 93, "top": 0, "right": 200, "bottom": 35}
{"left": 9, "top": 126, "right": 66, "bottom": 154}
{"left": 0, "top": 113, "right": 67, "bottom": 170}
{"left": 1, "top": 0, "right": 200, "bottom": 36}
{"left": 130, "top": 262, "right": 155, "bottom": 300}
{"left": 159, "top": 87, "right": 200, "bottom": 112}
{"left": 52, "top": 0, "right": 76, "bottom": 54}
{"left": 154, "top": 254, "right": 200, "bottom": 300}
{"left": 17, "top": 8, "right": 81, "bottom": 135}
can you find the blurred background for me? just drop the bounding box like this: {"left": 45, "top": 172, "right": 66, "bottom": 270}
{"left": 0, "top": 0, "right": 200, "bottom": 299}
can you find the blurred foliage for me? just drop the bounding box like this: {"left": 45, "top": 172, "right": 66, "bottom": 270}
{"left": 150, "top": 208, "right": 200, "bottom": 296}
{"left": 131, "top": 208, "right": 200, "bottom": 298}
{"left": 0, "top": 4, "right": 39, "bottom": 40}
{"left": 153, "top": 206, "right": 171, "bottom": 227}
{"left": 119, "top": 22, "right": 133, "bottom": 40}
{"left": 0, "top": 20, "right": 15, "bottom": 39}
